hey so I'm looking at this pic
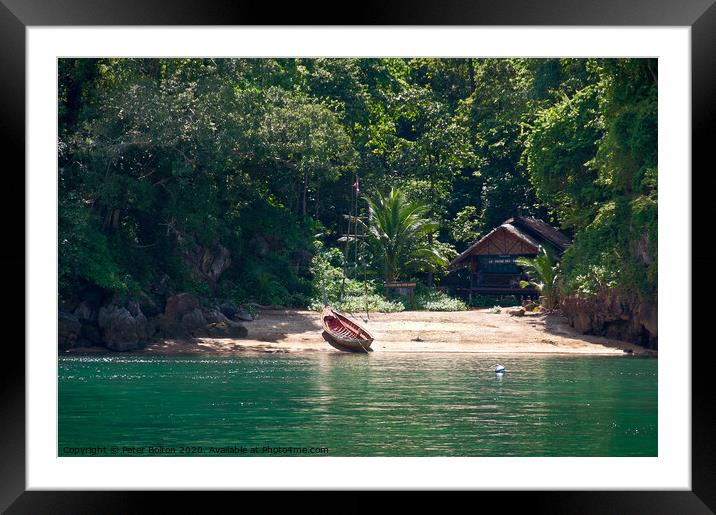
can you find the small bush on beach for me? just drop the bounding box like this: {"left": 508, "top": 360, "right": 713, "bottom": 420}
{"left": 309, "top": 294, "right": 405, "bottom": 313}
{"left": 409, "top": 289, "right": 467, "bottom": 311}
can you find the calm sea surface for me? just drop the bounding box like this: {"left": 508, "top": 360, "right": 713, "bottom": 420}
{"left": 58, "top": 353, "right": 657, "bottom": 457}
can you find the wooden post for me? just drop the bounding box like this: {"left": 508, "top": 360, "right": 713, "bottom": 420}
{"left": 469, "top": 256, "right": 475, "bottom": 301}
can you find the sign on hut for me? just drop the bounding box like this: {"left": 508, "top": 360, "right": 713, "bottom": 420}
{"left": 447, "top": 216, "right": 571, "bottom": 299}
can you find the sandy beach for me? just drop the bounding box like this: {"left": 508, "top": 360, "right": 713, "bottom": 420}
{"left": 133, "top": 309, "right": 655, "bottom": 356}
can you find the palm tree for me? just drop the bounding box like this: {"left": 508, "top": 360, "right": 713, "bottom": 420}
{"left": 358, "top": 188, "right": 448, "bottom": 281}
{"left": 515, "top": 246, "right": 560, "bottom": 310}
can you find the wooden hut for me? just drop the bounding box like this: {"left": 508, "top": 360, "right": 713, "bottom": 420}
{"left": 447, "top": 216, "right": 571, "bottom": 298}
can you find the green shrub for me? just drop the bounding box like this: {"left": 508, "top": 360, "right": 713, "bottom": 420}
{"left": 409, "top": 289, "right": 467, "bottom": 311}
{"left": 309, "top": 294, "right": 405, "bottom": 313}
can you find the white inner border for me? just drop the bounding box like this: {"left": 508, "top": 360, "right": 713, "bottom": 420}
{"left": 27, "top": 27, "right": 690, "bottom": 490}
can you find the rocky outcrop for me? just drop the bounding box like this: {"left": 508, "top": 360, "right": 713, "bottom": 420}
{"left": 181, "top": 308, "right": 207, "bottom": 331}
{"left": 147, "top": 314, "right": 191, "bottom": 340}
{"left": 204, "top": 308, "right": 232, "bottom": 325}
{"left": 97, "top": 303, "right": 148, "bottom": 351}
{"left": 60, "top": 290, "right": 249, "bottom": 351}
{"left": 218, "top": 301, "right": 238, "bottom": 320}
{"left": 561, "top": 291, "right": 657, "bottom": 348}
{"left": 73, "top": 301, "right": 96, "bottom": 324}
{"left": 183, "top": 242, "right": 231, "bottom": 288}
{"left": 72, "top": 300, "right": 103, "bottom": 346}
{"left": 165, "top": 293, "right": 200, "bottom": 321}
{"left": 58, "top": 311, "right": 81, "bottom": 350}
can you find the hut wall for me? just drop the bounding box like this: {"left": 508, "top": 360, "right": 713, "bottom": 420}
{"left": 472, "top": 227, "right": 538, "bottom": 255}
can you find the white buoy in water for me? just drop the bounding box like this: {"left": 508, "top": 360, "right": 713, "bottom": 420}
{"left": 495, "top": 364, "right": 506, "bottom": 373}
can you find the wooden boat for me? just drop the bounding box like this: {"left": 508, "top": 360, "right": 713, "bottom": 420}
{"left": 321, "top": 305, "right": 374, "bottom": 353}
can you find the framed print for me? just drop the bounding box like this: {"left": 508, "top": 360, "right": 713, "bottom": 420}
{"left": 2, "top": 0, "right": 714, "bottom": 512}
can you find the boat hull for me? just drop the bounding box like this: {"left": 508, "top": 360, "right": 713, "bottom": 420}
{"left": 321, "top": 331, "right": 374, "bottom": 353}
{"left": 321, "top": 306, "right": 374, "bottom": 353}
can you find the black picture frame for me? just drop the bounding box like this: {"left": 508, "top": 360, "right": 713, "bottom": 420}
{"left": 1, "top": 1, "right": 713, "bottom": 512}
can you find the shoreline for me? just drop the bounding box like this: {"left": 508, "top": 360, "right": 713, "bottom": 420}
{"left": 64, "top": 309, "right": 657, "bottom": 357}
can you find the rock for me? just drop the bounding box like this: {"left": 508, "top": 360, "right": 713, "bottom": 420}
{"left": 183, "top": 242, "right": 232, "bottom": 287}
{"left": 181, "top": 308, "right": 207, "bottom": 330}
{"left": 199, "top": 243, "right": 231, "bottom": 284}
{"left": 508, "top": 307, "right": 525, "bottom": 317}
{"left": 637, "top": 300, "right": 658, "bottom": 344}
{"left": 561, "top": 291, "right": 657, "bottom": 349}
{"left": 136, "top": 295, "right": 161, "bottom": 318}
{"left": 152, "top": 274, "right": 172, "bottom": 297}
{"left": 202, "top": 321, "right": 248, "bottom": 339}
{"left": 522, "top": 301, "right": 539, "bottom": 312}
{"left": 58, "top": 311, "right": 81, "bottom": 350}
{"left": 148, "top": 314, "right": 191, "bottom": 340}
{"left": 204, "top": 308, "right": 231, "bottom": 325}
{"left": 80, "top": 324, "right": 103, "bottom": 345}
{"left": 218, "top": 301, "right": 238, "bottom": 320}
{"left": 236, "top": 306, "right": 254, "bottom": 322}
{"left": 73, "top": 301, "right": 97, "bottom": 324}
{"left": 97, "top": 304, "right": 147, "bottom": 351}
{"left": 633, "top": 232, "right": 654, "bottom": 266}
{"left": 165, "top": 293, "right": 200, "bottom": 321}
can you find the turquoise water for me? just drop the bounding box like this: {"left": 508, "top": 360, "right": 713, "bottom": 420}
{"left": 58, "top": 353, "right": 657, "bottom": 457}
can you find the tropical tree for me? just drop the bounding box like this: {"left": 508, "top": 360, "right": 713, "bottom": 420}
{"left": 515, "top": 246, "right": 560, "bottom": 310}
{"left": 360, "top": 188, "right": 448, "bottom": 281}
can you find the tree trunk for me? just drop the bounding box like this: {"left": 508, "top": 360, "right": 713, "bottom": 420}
{"left": 427, "top": 232, "right": 434, "bottom": 287}
{"left": 427, "top": 157, "right": 436, "bottom": 287}
{"left": 467, "top": 58, "right": 477, "bottom": 94}
{"left": 301, "top": 170, "right": 308, "bottom": 218}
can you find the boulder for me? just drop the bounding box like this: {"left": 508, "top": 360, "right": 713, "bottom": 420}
{"left": 73, "top": 301, "right": 97, "bottom": 324}
{"left": 58, "top": 311, "right": 81, "bottom": 350}
{"left": 97, "top": 304, "right": 148, "bottom": 351}
{"left": 203, "top": 321, "right": 248, "bottom": 339}
{"left": 236, "top": 306, "right": 254, "bottom": 322}
{"left": 199, "top": 243, "right": 231, "bottom": 284}
{"left": 147, "top": 314, "right": 191, "bottom": 340}
{"left": 165, "top": 293, "right": 200, "bottom": 321}
{"left": 181, "top": 308, "right": 207, "bottom": 330}
{"left": 137, "top": 295, "right": 161, "bottom": 318}
{"left": 204, "top": 308, "right": 231, "bottom": 325}
{"left": 218, "top": 301, "right": 238, "bottom": 320}
{"left": 508, "top": 307, "right": 525, "bottom": 317}
{"left": 183, "top": 242, "right": 232, "bottom": 287}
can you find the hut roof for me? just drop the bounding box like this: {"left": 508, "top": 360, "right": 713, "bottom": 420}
{"left": 447, "top": 223, "right": 540, "bottom": 270}
{"left": 505, "top": 216, "right": 572, "bottom": 253}
{"left": 447, "top": 216, "right": 571, "bottom": 271}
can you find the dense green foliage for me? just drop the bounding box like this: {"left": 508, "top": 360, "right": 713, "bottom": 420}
{"left": 524, "top": 59, "right": 657, "bottom": 297}
{"left": 59, "top": 58, "right": 656, "bottom": 309}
